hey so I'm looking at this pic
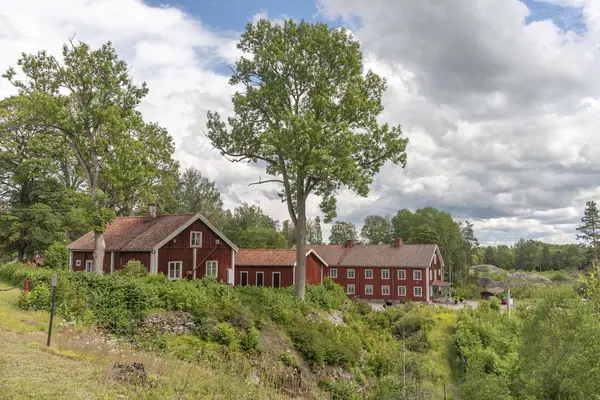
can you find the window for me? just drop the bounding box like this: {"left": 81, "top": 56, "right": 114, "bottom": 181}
{"left": 85, "top": 260, "right": 93, "bottom": 273}
{"left": 382, "top": 285, "right": 390, "bottom": 296}
{"left": 382, "top": 269, "right": 390, "bottom": 279}
{"left": 347, "top": 284, "right": 355, "bottom": 294}
{"left": 434, "top": 270, "right": 437, "bottom": 280}
{"left": 347, "top": 269, "right": 355, "bottom": 279}
{"left": 272, "top": 272, "right": 281, "bottom": 288}
{"left": 240, "top": 271, "right": 248, "bottom": 286}
{"left": 414, "top": 286, "right": 423, "bottom": 297}
{"left": 365, "top": 285, "right": 373, "bottom": 295}
{"left": 190, "top": 231, "right": 202, "bottom": 247}
{"left": 256, "top": 272, "right": 264, "bottom": 287}
{"left": 205, "top": 261, "right": 218, "bottom": 277}
{"left": 398, "top": 286, "right": 407, "bottom": 296}
{"left": 433, "top": 253, "right": 437, "bottom": 264}
{"left": 398, "top": 269, "right": 406, "bottom": 280}
{"left": 168, "top": 261, "right": 182, "bottom": 280}
{"left": 430, "top": 270, "right": 433, "bottom": 280}
{"left": 75, "top": 259, "right": 81, "bottom": 267}
{"left": 414, "top": 270, "right": 422, "bottom": 280}
{"left": 365, "top": 269, "right": 373, "bottom": 279}
{"left": 329, "top": 268, "right": 338, "bottom": 279}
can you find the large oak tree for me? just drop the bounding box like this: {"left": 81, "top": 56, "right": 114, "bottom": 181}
{"left": 4, "top": 41, "right": 176, "bottom": 272}
{"left": 206, "top": 19, "right": 408, "bottom": 299}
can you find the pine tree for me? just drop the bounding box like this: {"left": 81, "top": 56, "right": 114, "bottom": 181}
{"left": 577, "top": 201, "right": 600, "bottom": 263}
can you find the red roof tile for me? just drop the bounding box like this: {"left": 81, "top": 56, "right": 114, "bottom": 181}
{"left": 306, "top": 243, "right": 440, "bottom": 268}
{"left": 67, "top": 214, "right": 197, "bottom": 252}
{"left": 236, "top": 249, "right": 297, "bottom": 266}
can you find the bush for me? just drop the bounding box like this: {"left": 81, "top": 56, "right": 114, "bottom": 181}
{"left": 453, "top": 283, "right": 481, "bottom": 300}
{"left": 19, "top": 283, "right": 52, "bottom": 311}
{"left": 119, "top": 260, "right": 148, "bottom": 277}
{"left": 305, "top": 278, "right": 348, "bottom": 310}
{"left": 241, "top": 323, "right": 260, "bottom": 351}
{"left": 43, "top": 243, "right": 69, "bottom": 270}
{"left": 279, "top": 351, "right": 298, "bottom": 368}
{"left": 550, "top": 271, "right": 570, "bottom": 282}
{"left": 214, "top": 322, "right": 238, "bottom": 347}
{"left": 319, "top": 379, "right": 361, "bottom": 400}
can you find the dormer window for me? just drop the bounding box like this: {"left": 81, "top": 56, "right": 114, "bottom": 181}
{"left": 190, "top": 231, "right": 202, "bottom": 247}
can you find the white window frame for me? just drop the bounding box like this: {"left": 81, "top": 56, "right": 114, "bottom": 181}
{"left": 433, "top": 253, "right": 437, "bottom": 264}
{"left": 414, "top": 270, "right": 422, "bottom": 280}
{"left": 398, "top": 269, "right": 406, "bottom": 280}
{"left": 205, "top": 260, "right": 218, "bottom": 277}
{"left": 365, "top": 269, "right": 373, "bottom": 279}
{"left": 240, "top": 271, "right": 248, "bottom": 286}
{"left": 398, "top": 286, "right": 407, "bottom": 297}
{"left": 365, "top": 285, "right": 373, "bottom": 295}
{"left": 414, "top": 286, "right": 423, "bottom": 297}
{"left": 190, "top": 231, "right": 202, "bottom": 247}
{"left": 329, "top": 268, "right": 338, "bottom": 279}
{"left": 256, "top": 271, "right": 264, "bottom": 287}
{"left": 347, "top": 269, "right": 355, "bottom": 279}
{"left": 381, "top": 269, "right": 390, "bottom": 279}
{"left": 85, "top": 260, "right": 93, "bottom": 273}
{"left": 382, "top": 285, "right": 390, "bottom": 296}
{"left": 168, "top": 261, "right": 182, "bottom": 280}
{"left": 347, "top": 284, "right": 355, "bottom": 294}
{"left": 434, "top": 270, "right": 437, "bottom": 280}
{"left": 76, "top": 259, "right": 82, "bottom": 267}
{"left": 272, "top": 272, "right": 281, "bottom": 288}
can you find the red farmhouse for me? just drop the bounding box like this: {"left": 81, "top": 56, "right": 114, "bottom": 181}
{"left": 235, "top": 249, "right": 328, "bottom": 288}
{"left": 307, "top": 239, "right": 448, "bottom": 303}
{"left": 67, "top": 206, "right": 238, "bottom": 283}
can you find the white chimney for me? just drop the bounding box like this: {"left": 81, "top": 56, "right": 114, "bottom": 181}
{"left": 148, "top": 203, "right": 159, "bottom": 218}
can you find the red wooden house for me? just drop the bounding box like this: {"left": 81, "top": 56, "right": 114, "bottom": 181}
{"left": 234, "top": 249, "right": 328, "bottom": 288}
{"left": 67, "top": 206, "right": 238, "bottom": 283}
{"left": 306, "top": 239, "right": 448, "bottom": 303}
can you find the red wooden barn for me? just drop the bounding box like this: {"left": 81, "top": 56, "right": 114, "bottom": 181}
{"left": 67, "top": 206, "right": 238, "bottom": 283}
{"left": 234, "top": 248, "right": 328, "bottom": 288}
{"left": 306, "top": 239, "right": 448, "bottom": 303}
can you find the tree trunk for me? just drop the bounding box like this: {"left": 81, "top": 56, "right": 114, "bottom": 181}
{"left": 294, "top": 195, "right": 307, "bottom": 300}
{"left": 90, "top": 179, "right": 105, "bottom": 274}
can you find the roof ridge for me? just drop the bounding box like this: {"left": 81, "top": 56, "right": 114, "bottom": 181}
{"left": 239, "top": 248, "right": 294, "bottom": 251}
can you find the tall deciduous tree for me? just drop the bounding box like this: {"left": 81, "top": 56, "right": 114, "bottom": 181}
{"left": 176, "top": 167, "right": 224, "bottom": 223}
{"left": 206, "top": 20, "right": 408, "bottom": 299}
{"left": 306, "top": 216, "right": 324, "bottom": 245}
{"left": 4, "top": 41, "right": 165, "bottom": 272}
{"left": 329, "top": 221, "right": 359, "bottom": 245}
{"left": 361, "top": 215, "right": 392, "bottom": 244}
{"left": 577, "top": 200, "right": 600, "bottom": 263}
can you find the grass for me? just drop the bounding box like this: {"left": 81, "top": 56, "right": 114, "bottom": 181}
{"left": 0, "top": 282, "right": 292, "bottom": 400}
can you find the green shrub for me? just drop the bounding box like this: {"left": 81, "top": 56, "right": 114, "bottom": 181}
{"left": 241, "top": 323, "right": 260, "bottom": 351}
{"left": 214, "top": 322, "right": 238, "bottom": 347}
{"left": 318, "top": 379, "right": 361, "bottom": 400}
{"left": 550, "top": 271, "right": 570, "bottom": 282}
{"left": 42, "top": 243, "right": 69, "bottom": 270}
{"left": 453, "top": 283, "right": 481, "bottom": 300}
{"left": 305, "top": 278, "right": 348, "bottom": 310}
{"left": 119, "top": 260, "right": 148, "bottom": 277}
{"left": 18, "top": 283, "right": 52, "bottom": 311}
{"left": 279, "top": 351, "right": 298, "bottom": 368}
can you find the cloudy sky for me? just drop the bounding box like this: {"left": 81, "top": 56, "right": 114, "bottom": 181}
{"left": 1, "top": 0, "right": 599, "bottom": 245}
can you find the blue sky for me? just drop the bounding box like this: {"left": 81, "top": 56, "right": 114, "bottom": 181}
{"left": 147, "top": 0, "right": 587, "bottom": 34}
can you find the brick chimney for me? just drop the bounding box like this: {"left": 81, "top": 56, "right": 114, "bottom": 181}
{"left": 347, "top": 239, "right": 354, "bottom": 248}
{"left": 394, "top": 238, "right": 404, "bottom": 248}
{"left": 148, "top": 203, "right": 159, "bottom": 218}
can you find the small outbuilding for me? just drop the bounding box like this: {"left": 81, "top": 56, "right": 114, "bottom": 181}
{"left": 481, "top": 286, "right": 504, "bottom": 300}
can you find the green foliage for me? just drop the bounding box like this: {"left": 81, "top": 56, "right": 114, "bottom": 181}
{"left": 214, "top": 322, "right": 239, "bottom": 347}
{"left": 319, "top": 379, "right": 361, "bottom": 400}
{"left": 577, "top": 200, "right": 599, "bottom": 261}
{"left": 42, "top": 243, "right": 69, "bottom": 270}
{"left": 241, "top": 323, "right": 260, "bottom": 351}
{"left": 236, "top": 226, "right": 289, "bottom": 249}
{"left": 18, "top": 283, "right": 52, "bottom": 311}
{"left": 452, "top": 283, "right": 480, "bottom": 300}
{"left": 306, "top": 216, "right": 324, "bottom": 245}
{"left": 175, "top": 166, "right": 224, "bottom": 224}
{"left": 329, "top": 221, "right": 359, "bottom": 245}
{"left": 279, "top": 352, "right": 298, "bottom": 368}
{"left": 305, "top": 278, "right": 348, "bottom": 310}
{"left": 361, "top": 215, "right": 392, "bottom": 244}
{"left": 206, "top": 19, "right": 408, "bottom": 298}
{"left": 118, "top": 260, "right": 148, "bottom": 278}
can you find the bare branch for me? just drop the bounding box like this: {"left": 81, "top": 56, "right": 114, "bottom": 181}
{"left": 248, "top": 175, "right": 284, "bottom": 187}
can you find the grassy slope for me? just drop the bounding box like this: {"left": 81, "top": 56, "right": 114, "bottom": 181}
{"left": 422, "top": 308, "right": 458, "bottom": 399}
{"left": 0, "top": 282, "right": 289, "bottom": 400}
